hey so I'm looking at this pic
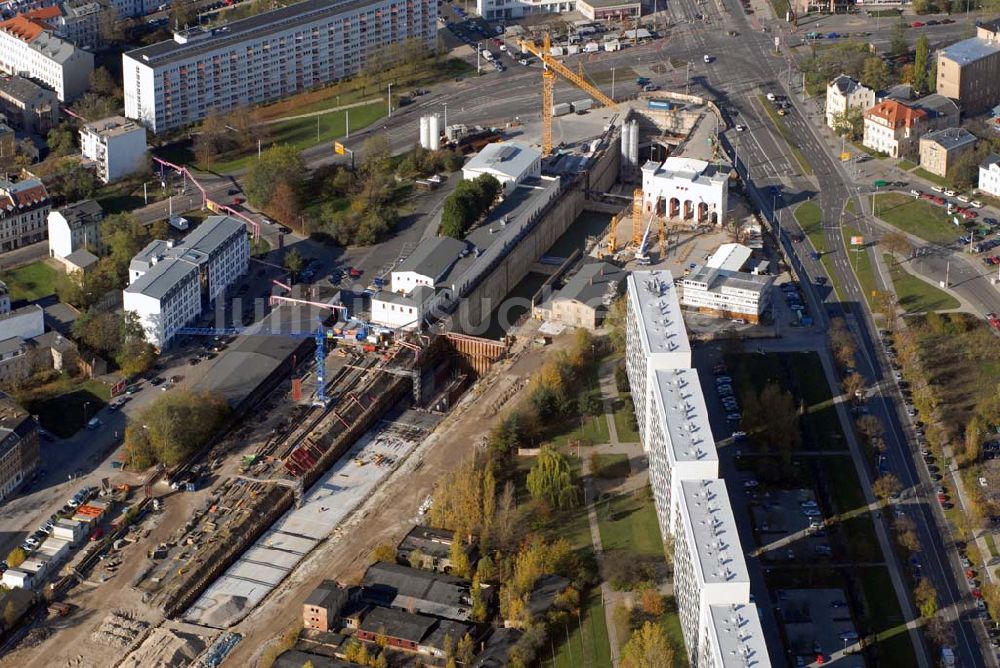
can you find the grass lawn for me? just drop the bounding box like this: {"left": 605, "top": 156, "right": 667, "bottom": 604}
{"left": 211, "top": 101, "right": 388, "bottom": 173}
{"left": 896, "top": 159, "right": 917, "bottom": 171}
{"left": 842, "top": 225, "right": 878, "bottom": 308}
{"left": 592, "top": 453, "right": 630, "bottom": 479}
{"left": 550, "top": 412, "right": 610, "bottom": 447}
{"left": 873, "top": 192, "right": 961, "bottom": 245}
{"left": 882, "top": 255, "right": 959, "bottom": 313}
{"left": 851, "top": 141, "right": 886, "bottom": 159}
{"left": 251, "top": 236, "right": 272, "bottom": 257}
{"left": 0, "top": 261, "right": 59, "bottom": 302}
{"left": 858, "top": 566, "right": 917, "bottom": 668}
{"left": 767, "top": 0, "right": 791, "bottom": 21}
{"left": 586, "top": 66, "right": 636, "bottom": 86}
{"left": 18, "top": 378, "right": 111, "bottom": 437}
{"left": 515, "top": 455, "right": 593, "bottom": 551}
{"left": 548, "top": 590, "right": 612, "bottom": 668}
{"left": 758, "top": 95, "right": 813, "bottom": 175}
{"left": 596, "top": 487, "right": 665, "bottom": 559}
{"left": 845, "top": 199, "right": 857, "bottom": 216}
{"left": 794, "top": 202, "right": 847, "bottom": 302}
{"left": 785, "top": 352, "right": 846, "bottom": 452}
{"left": 911, "top": 167, "right": 950, "bottom": 188}
{"left": 612, "top": 395, "right": 640, "bottom": 443}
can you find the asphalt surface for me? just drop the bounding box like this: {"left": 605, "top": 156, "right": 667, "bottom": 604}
{"left": 680, "top": 4, "right": 994, "bottom": 667}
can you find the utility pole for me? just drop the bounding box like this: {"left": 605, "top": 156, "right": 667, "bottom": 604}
{"left": 345, "top": 109, "right": 350, "bottom": 139}
{"left": 387, "top": 83, "right": 392, "bottom": 118}
{"left": 685, "top": 61, "right": 690, "bottom": 95}
{"left": 611, "top": 67, "right": 616, "bottom": 99}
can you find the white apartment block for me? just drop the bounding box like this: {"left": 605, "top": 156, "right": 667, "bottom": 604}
{"left": 0, "top": 17, "right": 93, "bottom": 101}
{"left": 646, "top": 367, "right": 718, "bottom": 542}
{"left": 109, "top": 0, "right": 161, "bottom": 18}
{"left": 825, "top": 74, "right": 875, "bottom": 131}
{"left": 699, "top": 604, "right": 770, "bottom": 668}
{"left": 123, "top": 0, "right": 437, "bottom": 134}
{"left": 0, "top": 177, "right": 51, "bottom": 252}
{"left": 672, "top": 478, "right": 753, "bottom": 666}
{"left": 124, "top": 216, "right": 249, "bottom": 347}
{"left": 47, "top": 199, "right": 103, "bottom": 260}
{"left": 80, "top": 116, "right": 147, "bottom": 183}
{"left": 623, "top": 271, "right": 771, "bottom": 667}
{"left": 641, "top": 157, "right": 730, "bottom": 227}
{"left": 981, "top": 153, "right": 1000, "bottom": 197}
{"left": 624, "top": 270, "right": 691, "bottom": 449}
{"left": 476, "top": 0, "right": 576, "bottom": 20}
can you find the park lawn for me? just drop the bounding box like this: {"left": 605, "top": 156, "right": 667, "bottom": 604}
{"left": 549, "top": 590, "right": 613, "bottom": 668}
{"left": 597, "top": 487, "right": 665, "bottom": 559}
{"left": 873, "top": 192, "right": 959, "bottom": 245}
{"left": 593, "top": 453, "right": 630, "bottom": 479}
{"left": 586, "top": 66, "right": 637, "bottom": 87}
{"left": 842, "top": 225, "right": 878, "bottom": 308}
{"left": 515, "top": 455, "right": 593, "bottom": 551}
{"left": 612, "top": 395, "right": 640, "bottom": 443}
{"left": 882, "top": 255, "right": 959, "bottom": 313}
{"left": 17, "top": 378, "right": 111, "bottom": 437}
{"left": 550, "top": 410, "right": 610, "bottom": 448}
{"left": 896, "top": 159, "right": 917, "bottom": 171}
{"left": 785, "top": 352, "right": 846, "bottom": 452}
{"left": 211, "top": 101, "right": 388, "bottom": 173}
{"left": 0, "top": 261, "right": 59, "bottom": 302}
{"left": 857, "top": 566, "right": 918, "bottom": 668}
{"left": 845, "top": 199, "right": 856, "bottom": 216}
{"left": 758, "top": 95, "right": 813, "bottom": 175}
{"left": 911, "top": 167, "right": 950, "bottom": 188}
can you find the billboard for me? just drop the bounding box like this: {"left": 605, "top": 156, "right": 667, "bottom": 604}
{"left": 850, "top": 236, "right": 864, "bottom": 246}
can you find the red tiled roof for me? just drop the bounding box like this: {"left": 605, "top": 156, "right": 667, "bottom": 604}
{"left": 25, "top": 6, "right": 61, "bottom": 21}
{"left": 864, "top": 100, "right": 928, "bottom": 129}
{"left": 0, "top": 16, "right": 46, "bottom": 42}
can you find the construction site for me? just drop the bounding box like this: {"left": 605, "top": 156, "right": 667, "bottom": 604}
{"left": 0, "top": 29, "right": 774, "bottom": 667}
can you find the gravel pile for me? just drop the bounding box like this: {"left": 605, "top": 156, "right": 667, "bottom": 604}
{"left": 90, "top": 610, "right": 150, "bottom": 649}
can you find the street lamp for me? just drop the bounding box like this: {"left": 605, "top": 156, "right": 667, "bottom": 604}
{"left": 611, "top": 67, "right": 616, "bottom": 99}
{"left": 83, "top": 401, "right": 91, "bottom": 426}
{"left": 387, "top": 83, "right": 393, "bottom": 118}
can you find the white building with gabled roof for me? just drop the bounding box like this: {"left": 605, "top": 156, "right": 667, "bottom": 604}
{"left": 462, "top": 141, "right": 541, "bottom": 194}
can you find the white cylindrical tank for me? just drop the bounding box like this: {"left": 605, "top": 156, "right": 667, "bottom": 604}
{"left": 429, "top": 114, "right": 441, "bottom": 151}
{"left": 629, "top": 120, "right": 639, "bottom": 168}
{"left": 621, "top": 123, "right": 631, "bottom": 173}
{"left": 419, "top": 116, "right": 431, "bottom": 149}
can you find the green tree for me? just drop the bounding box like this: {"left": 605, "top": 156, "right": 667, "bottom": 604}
{"left": 6, "top": 546, "right": 26, "bottom": 568}
{"left": 372, "top": 543, "right": 397, "bottom": 563}
{"left": 621, "top": 621, "right": 675, "bottom": 668}
{"left": 124, "top": 390, "right": 229, "bottom": 467}
{"left": 890, "top": 21, "right": 909, "bottom": 61}
{"left": 861, "top": 56, "right": 891, "bottom": 91}
{"left": 456, "top": 633, "right": 475, "bottom": 666}
{"left": 915, "top": 577, "right": 939, "bottom": 618}
{"left": 2, "top": 600, "right": 17, "bottom": 630}
{"left": 449, "top": 537, "right": 471, "bottom": 578}
{"left": 526, "top": 445, "right": 579, "bottom": 509}
{"left": 947, "top": 144, "right": 988, "bottom": 191}
{"left": 873, "top": 473, "right": 903, "bottom": 502}
{"left": 89, "top": 67, "right": 119, "bottom": 98}
{"left": 913, "top": 35, "right": 930, "bottom": 94}
{"left": 46, "top": 123, "right": 76, "bottom": 156}
{"left": 245, "top": 144, "right": 304, "bottom": 209}
{"left": 169, "top": 0, "right": 194, "bottom": 29}
{"left": 831, "top": 105, "right": 864, "bottom": 142}
{"left": 283, "top": 248, "right": 305, "bottom": 277}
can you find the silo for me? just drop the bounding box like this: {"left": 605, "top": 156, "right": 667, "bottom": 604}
{"left": 620, "top": 123, "right": 632, "bottom": 174}
{"left": 428, "top": 114, "right": 441, "bottom": 151}
{"left": 419, "top": 116, "right": 431, "bottom": 149}
{"left": 628, "top": 121, "right": 639, "bottom": 169}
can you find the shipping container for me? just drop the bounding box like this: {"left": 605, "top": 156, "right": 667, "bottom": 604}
{"left": 604, "top": 40, "right": 621, "bottom": 52}
{"left": 583, "top": 42, "right": 600, "bottom": 53}
{"left": 566, "top": 44, "right": 580, "bottom": 55}
{"left": 552, "top": 103, "right": 572, "bottom": 117}
{"left": 571, "top": 99, "right": 593, "bottom": 112}
{"left": 549, "top": 46, "right": 564, "bottom": 56}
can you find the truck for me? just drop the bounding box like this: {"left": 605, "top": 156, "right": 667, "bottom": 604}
{"left": 604, "top": 40, "right": 621, "bottom": 52}
{"left": 583, "top": 41, "right": 600, "bottom": 53}
{"left": 47, "top": 602, "right": 74, "bottom": 618}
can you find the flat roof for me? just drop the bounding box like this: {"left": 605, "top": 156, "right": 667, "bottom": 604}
{"left": 653, "top": 368, "right": 718, "bottom": 465}
{"left": 463, "top": 141, "right": 540, "bottom": 180}
{"left": 579, "top": 0, "right": 642, "bottom": 7}
{"left": 82, "top": 115, "right": 143, "bottom": 138}
{"left": 921, "top": 127, "right": 977, "bottom": 151}
{"left": 706, "top": 603, "right": 772, "bottom": 667}
{"left": 643, "top": 157, "right": 730, "bottom": 187}
{"left": 126, "top": 0, "right": 406, "bottom": 67}
{"left": 683, "top": 266, "right": 772, "bottom": 294}
{"left": 677, "top": 479, "right": 750, "bottom": 587}
{"left": 706, "top": 243, "right": 751, "bottom": 273}
{"left": 359, "top": 606, "right": 436, "bottom": 643}
{"left": 556, "top": 260, "right": 625, "bottom": 308}
{"left": 939, "top": 36, "right": 1000, "bottom": 65}
{"left": 626, "top": 271, "right": 690, "bottom": 359}
{"left": 394, "top": 236, "right": 467, "bottom": 281}
{"left": 124, "top": 256, "right": 198, "bottom": 300}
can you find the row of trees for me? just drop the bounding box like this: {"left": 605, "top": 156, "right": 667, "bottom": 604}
{"left": 440, "top": 173, "right": 502, "bottom": 239}
{"left": 123, "top": 390, "right": 230, "bottom": 468}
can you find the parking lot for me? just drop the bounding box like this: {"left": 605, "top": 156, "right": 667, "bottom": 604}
{"left": 748, "top": 489, "right": 833, "bottom": 563}
{"left": 777, "top": 588, "right": 862, "bottom": 666}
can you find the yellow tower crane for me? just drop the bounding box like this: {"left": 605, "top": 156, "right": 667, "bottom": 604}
{"left": 607, "top": 213, "right": 619, "bottom": 256}
{"left": 632, "top": 188, "right": 644, "bottom": 246}
{"left": 519, "top": 34, "right": 617, "bottom": 156}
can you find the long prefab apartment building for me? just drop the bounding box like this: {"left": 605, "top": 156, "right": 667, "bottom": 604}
{"left": 123, "top": 0, "right": 437, "bottom": 134}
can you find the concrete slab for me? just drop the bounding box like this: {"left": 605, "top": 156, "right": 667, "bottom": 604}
{"left": 183, "top": 415, "right": 425, "bottom": 628}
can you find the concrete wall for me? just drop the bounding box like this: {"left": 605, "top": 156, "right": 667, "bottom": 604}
{"left": 453, "top": 135, "right": 621, "bottom": 333}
